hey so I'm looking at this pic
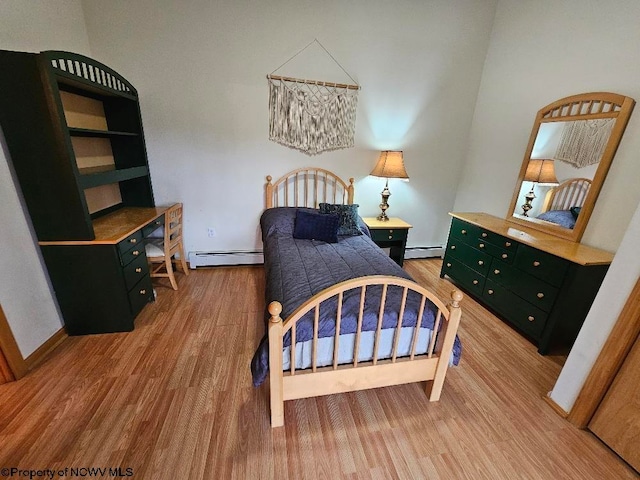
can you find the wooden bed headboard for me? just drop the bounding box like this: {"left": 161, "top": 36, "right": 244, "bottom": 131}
{"left": 542, "top": 178, "right": 592, "bottom": 212}
{"left": 265, "top": 168, "right": 354, "bottom": 209}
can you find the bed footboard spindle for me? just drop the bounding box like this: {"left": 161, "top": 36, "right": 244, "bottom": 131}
{"left": 333, "top": 292, "right": 343, "bottom": 370}
{"left": 372, "top": 284, "right": 388, "bottom": 365}
{"left": 391, "top": 287, "right": 408, "bottom": 363}
{"left": 353, "top": 286, "right": 366, "bottom": 367}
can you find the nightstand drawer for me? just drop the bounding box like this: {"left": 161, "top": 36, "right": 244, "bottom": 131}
{"left": 446, "top": 240, "right": 491, "bottom": 276}
{"left": 370, "top": 228, "right": 408, "bottom": 242}
{"left": 515, "top": 244, "right": 569, "bottom": 287}
{"left": 442, "top": 257, "right": 485, "bottom": 296}
{"left": 483, "top": 279, "right": 548, "bottom": 339}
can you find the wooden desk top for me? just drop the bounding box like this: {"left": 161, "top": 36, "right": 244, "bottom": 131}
{"left": 450, "top": 212, "right": 614, "bottom": 266}
{"left": 362, "top": 217, "right": 413, "bottom": 230}
{"left": 39, "top": 206, "right": 169, "bottom": 246}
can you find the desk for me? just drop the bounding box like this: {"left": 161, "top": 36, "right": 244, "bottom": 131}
{"left": 39, "top": 207, "right": 169, "bottom": 335}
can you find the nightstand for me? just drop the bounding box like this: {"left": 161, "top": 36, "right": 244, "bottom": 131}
{"left": 362, "top": 217, "right": 413, "bottom": 267}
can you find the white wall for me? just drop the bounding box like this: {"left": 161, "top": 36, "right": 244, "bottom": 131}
{"left": 81, "top": 0, "right": 497, "bottom": 254}
{"left": 0, "top": 0, "right": 91, "bottom": 356}
{"left": 456, "top": 0, "right": 640, "bottom": 412}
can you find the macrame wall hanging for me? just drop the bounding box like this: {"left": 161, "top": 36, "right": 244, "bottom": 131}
{"left": 267, "top": 39, "right": 360, "bottom": 155}
{"left": 553, "top": 118, "right": 614, "bottom": 168}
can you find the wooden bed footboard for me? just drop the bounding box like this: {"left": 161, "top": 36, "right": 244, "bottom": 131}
{"left": 267, "top": 275, "right": 463, "bottom": 427}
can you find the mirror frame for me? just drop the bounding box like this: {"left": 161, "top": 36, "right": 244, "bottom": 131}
{"left": 507, "top": 92, "right": 635, "bottom": 243}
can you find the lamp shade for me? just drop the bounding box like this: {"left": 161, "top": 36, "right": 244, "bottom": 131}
{"left": 370, "top": 151, "right": 409, "bottom": 179}
{"left": 523, "top": 159, "right": 558, "bottom": 184}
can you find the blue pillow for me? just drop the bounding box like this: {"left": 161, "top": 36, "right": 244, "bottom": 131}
{"left": 319, "top": 203, "right": 362, "bottom": 236}
{"left": 570, "top": 206, "right": 582, "bottom": 219}
{"left": 293, "top": 210, "right": 340, "bottom": 243}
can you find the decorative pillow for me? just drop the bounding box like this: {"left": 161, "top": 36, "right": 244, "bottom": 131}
{"left": 319, "top": 203, "right": 363, "bottom": 236}
{"left": 570, "top": 206, "right": 582, "bottom": 219}
{"left": 293, "top": 210, "right": 340, "bottom": 243}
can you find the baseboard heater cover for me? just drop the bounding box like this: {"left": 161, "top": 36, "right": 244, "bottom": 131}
{"left": 403, "top": 246, "right": 444, "bottom": 259}
{"left": 188, "top": 250, "right": 264, "bottom": 268}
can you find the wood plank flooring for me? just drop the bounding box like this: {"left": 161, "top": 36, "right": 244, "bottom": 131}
{"left": 0, "top": 259, "right": 636, "bottom": 479}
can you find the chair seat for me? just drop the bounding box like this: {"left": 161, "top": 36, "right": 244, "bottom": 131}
{"left": 145, "top": 239, "right": 164, "bottom": 258}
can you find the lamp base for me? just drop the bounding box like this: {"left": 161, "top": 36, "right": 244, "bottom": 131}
{"left": 377, "top": 182, "right": 391, "bottom": 221}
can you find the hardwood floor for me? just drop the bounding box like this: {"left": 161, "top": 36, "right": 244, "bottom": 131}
{"left": 0, "top": 259, "right": 636, "bottom": 479}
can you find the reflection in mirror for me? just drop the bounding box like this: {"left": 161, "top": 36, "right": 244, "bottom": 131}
{"left": 507, "top": 92, "right": 635, "bottom": 242}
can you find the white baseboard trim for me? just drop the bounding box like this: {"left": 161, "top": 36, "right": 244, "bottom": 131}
{"left": 188, "top": 250, "right": 264, "bottom": 268}
{"left": 404, "top": 246, "right": 444, "bottom": 259}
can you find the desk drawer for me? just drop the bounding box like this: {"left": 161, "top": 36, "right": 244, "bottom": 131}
{"left": 129, "top": 275, "right": 154, "bottom": 316}
{"left": 483, "top": 279, "right": 548, "bottom": 339}
{"left": 123, "top": 253, "right": 150, "bottom": 291}
{"left": 442, "top": 257, "right": 486, "bottom": 296}
{"left": 370, "top": 228, "right": 408, "bottom": 242}
{"left": 120, "top": 244, "right": 145, "bottom": 267}
{"left": 117, "top": 230, "right": 143, "bottom": 256}
{"left": 446, "top": 240, "right": 491, "bottom": 276}
{"left": 142, "top": 216, "right": 165, "bottom": 238}
{"left": 515, "top": 244, "right": 568, "bottom": 287}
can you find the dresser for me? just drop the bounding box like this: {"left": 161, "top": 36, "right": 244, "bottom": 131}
{"left": 441, "top": 213, "right": 612, "bottom": 354}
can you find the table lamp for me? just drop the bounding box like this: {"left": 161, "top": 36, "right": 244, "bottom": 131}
{"left": 521, "top": 159, "right": 558, "bottom": 216}
{"left": 370, "top": 151, "right": 409, "bottom": 221}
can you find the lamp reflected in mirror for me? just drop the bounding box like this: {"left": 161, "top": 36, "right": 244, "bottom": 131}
{"left": 520, "top": 159, "right": 558, "bottom": 216}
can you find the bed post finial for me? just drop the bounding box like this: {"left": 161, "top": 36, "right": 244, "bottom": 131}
{"left": 266, "top": 175, "right": 274, "bottom": 209}
{"left": 450, "top": 290, "right": 463, "bottom": 308}
{"left": 268, "top": 301, "right": 282, "bottom": 322}
{"left": 347, "top": 178, "right": 355, "bottom": 204}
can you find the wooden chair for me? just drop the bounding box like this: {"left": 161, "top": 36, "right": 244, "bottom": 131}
{"left": 145, "top": 203, "right": 189, "bottom": 290}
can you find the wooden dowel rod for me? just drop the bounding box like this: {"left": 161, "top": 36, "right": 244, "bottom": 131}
{"left": 267, "top": 74, "right": 360, "bottom": 91}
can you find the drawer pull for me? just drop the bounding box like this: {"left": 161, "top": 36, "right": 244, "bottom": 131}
{"left": 389, "top": 230, "right": 393, "bottom": 233}
{"left": 461, "top": 229, "right": 467, "bottom": 235}
{"left": 140, "top": 289, "right": 147, "bottom": 295}
{"left": 533, "top": 261, "right": 541, "bottom": 267}
{"left": 479, "top": 243, "right": 485, "bottom": 248}
{"left": 446, "top": 263, "right": 452, "bottom": 267}
{"left": 527, "top": 315, "right": 535, "bottom": 322}
{"left": 487, "top": 289, "right": 494, "bottom": 295}
{"left": 494, "top": 269, "right": 500, "bottom": 274}
{"left": 135, "top": 267, "right": 142, "bottom": 273}
{"left": 481, "top": 232, "right": 488, "bottom": 238}
{"left": 537, "top": 292, "right": 545, "bottom": 299}
{"left": 132, "top": 250, "right": 140, "bottom": 256}
{"left": 155, "top": 221, "right": 161, "bottom": 225}
{"left": 478, "top": 260, "right": 484, "bottom": 266}
{"left": 501, "top": 253, "right": 508, "bottom": 259}
{"left": 388, "top": 235, "right": 393, "bottom": 239}
{"left": 129, "top": 238, "right": 137, "bottom": 244}
{"left": 451, "top": 245, "right": 456, "bottom": 250}
{"left": 505, "top": 241, "right": 512, "bottom": 247}
{"left": 473, "top": 280, "right": 479, "bottom": 285}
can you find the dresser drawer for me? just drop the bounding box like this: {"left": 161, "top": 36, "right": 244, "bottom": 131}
{"left": 117, "top": 230, "right": 143, "bottom": 256}
{"left": 142, "top": 215, "right": 165, "bottom": 238}
{"left": 119, "top": 244, "right": 145, "bottom": 267}
{"left": 442, "top": 257, "right": 486, "bottom": 296}
{"left": 370, "top": 228, "right": 408, "bottom": 242}
{"left": 474, "top": 240, "right": 515, "bottom": 264}
{"left": 487, "top": 259, "right": 559, "bottom": 312}
{"left": 446, "top": 240, "right": 491, "bottom": 276}
{"left": 477, "top": 229, "right": 517, "bottom": 251}
{"left": 450, "top": 218, "right": 482, "bottom": 241}
{"left": 123, "top": 253, "right": 150, "bottom": 291}
{"left": 129, "top": 275, "right": 154, "bottom": 316}
{"left": 483, "top": 279, "right": 548, "bottom": 339}
{"left": 515, "top": 244, "right": 569, "bottom": 287}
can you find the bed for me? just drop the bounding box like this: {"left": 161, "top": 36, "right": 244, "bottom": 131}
{"left": 536, "top": 178, "right": 592, "bottom": 229}
{"left": 250, "top": 167, "right": 463, "bottom": 427}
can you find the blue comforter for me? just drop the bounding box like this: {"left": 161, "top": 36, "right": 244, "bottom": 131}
{"left": 250, "top": 207, "right": 461, "bottom": 386}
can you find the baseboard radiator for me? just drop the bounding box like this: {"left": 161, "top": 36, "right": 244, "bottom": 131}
{"left": 188, "top": 250, "right": 264, "bottom": 268}
{"left": 403, "top": 246, "right": 444, "bottom": 259}
{"left": 188, "top": 246, "right": 442, "bottom": 268}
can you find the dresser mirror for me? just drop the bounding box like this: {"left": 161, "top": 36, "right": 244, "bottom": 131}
{"left": 507, "top": 92, "right": 635, "bottom": 243}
